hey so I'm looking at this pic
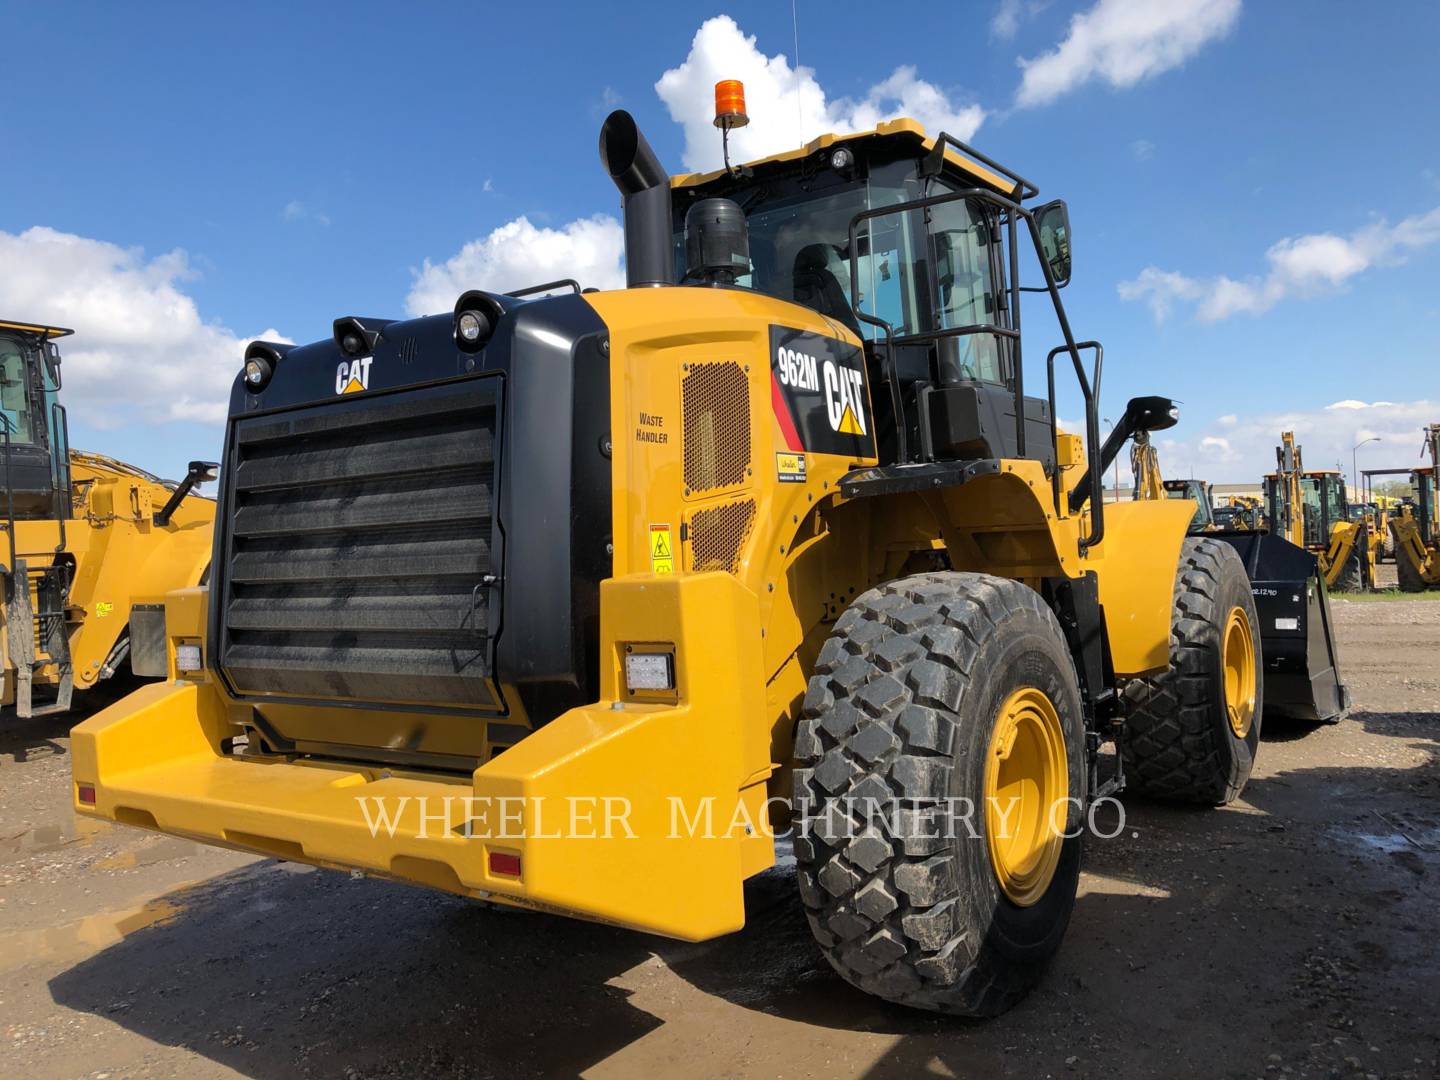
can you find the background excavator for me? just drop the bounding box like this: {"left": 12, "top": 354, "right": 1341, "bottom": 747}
{"left": 0, "top": 319, "right": 217, "bottom": 717}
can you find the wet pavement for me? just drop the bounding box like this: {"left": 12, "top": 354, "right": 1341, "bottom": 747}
{"left": 1, "top": 598, "right": 1437, "bottom": 1078}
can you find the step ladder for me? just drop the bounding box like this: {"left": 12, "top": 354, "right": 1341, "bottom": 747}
{"left": 5, "top": 557, "right": 74, "bottom": 718}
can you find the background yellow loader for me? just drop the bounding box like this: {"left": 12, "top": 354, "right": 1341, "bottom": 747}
{"left": 0, "top": 319, "right": 218, "bottom": 717}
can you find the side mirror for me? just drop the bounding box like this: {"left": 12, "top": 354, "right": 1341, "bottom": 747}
{"left": 1035, "top": 200, "right": 1072, "bottom": 287}
{"left": 42, "top": 342, "right": 62, "bottom": 390}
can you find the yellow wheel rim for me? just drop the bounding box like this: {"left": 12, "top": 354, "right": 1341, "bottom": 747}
{"left": 1222, "top": 606, "right": 1257, "bottom": 738}
{"left": 984, "top": 687, "right": 1068, "bottom": 907}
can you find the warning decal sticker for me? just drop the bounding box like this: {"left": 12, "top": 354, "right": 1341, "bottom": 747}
{"left": 649, "top": 524, "right": 675, "bottom": 574}
{"left": 769, "top": 325, "right": 876, "bottom": 459}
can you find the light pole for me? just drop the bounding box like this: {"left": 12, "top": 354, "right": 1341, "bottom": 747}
{"left": 1352, "top": 437, "right": 1380, "bottom": 502}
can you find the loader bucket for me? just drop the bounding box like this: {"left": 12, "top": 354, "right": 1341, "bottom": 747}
{"left": 1212, "top": 531, "right": 1350, "bottom": 724}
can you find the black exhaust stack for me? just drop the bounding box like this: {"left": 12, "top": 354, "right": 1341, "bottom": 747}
{"left": 599, "top": 110, "right": 674, "bottom": 288}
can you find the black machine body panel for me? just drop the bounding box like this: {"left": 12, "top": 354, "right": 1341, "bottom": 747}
{"left": 921, "top": 383, "right": 1054, "bottom": 472}
{"left": 208, "top": 294, "right": 612, "bottom": 761}
{"left": 1212, "top": 531, "right": 1349, "bottom": 724}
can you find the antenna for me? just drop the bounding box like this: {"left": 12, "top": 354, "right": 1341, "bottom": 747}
{"left": 792, "top": 0, "right": 803, "bottom": 143}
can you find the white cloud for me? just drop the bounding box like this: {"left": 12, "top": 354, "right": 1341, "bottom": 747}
{"left": 281, "top": 199, "right": 330, "bottom": 227}
{"left": 0, "top": 226, "right": 285, "bottom": 429}
{"left": 1153, "top": 398, "right": 1436, "bottom": 483}
{"left": 405, "top": 214, "right": 625, "bottom": 316}
{"left": 1015, "top": 0, "right": 1241, "bottom": 108}
{"left": 1115, "top": 267, "right": 1202, "bottom": 321}
{"left": 1130, "top": 137, "right": 1155, "bottom": 161}
{"left": 656, "top": 15, "right": 984, "bottom": 173}
{"left": 992, "top": 0, "right": 1025, "bottom": 39}
{"left": 992, "top": 0, "right": 1051, "bottom": 40}
{"left": 1119, "top": 206, "right": 1440, "bottom": 322}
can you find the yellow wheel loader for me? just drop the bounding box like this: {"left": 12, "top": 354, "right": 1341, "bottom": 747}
{"left": 70, "top": 100, "right": 1347, "bottom": 1016}
{"left": 1390, "top": 424, "right": 1440, "bottom": 591}
{"left": 1264, "top": 432, "right": 1372, "bottom": 591}
{"left": 0, "top": 320, "right": 218, "bottom": 717}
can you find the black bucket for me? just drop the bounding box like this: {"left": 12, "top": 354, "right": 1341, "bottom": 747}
{"left": 1212, "top": 531, "right": 1351, "bottom": 724}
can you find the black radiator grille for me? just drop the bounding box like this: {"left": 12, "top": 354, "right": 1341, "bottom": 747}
{"left": 218, "top": 380, "right": 502, "bottom": 709}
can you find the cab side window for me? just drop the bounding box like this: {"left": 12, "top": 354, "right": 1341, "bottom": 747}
{"left": 0, "top": 338, "right": 34, "bottom": 443}
{"left": 926, "top": 198, "right": 1005, "bottom": 384}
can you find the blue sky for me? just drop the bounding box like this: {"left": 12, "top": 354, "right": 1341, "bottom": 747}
{"left": 2, "top": 0, "right": 1436, "bottom": 483}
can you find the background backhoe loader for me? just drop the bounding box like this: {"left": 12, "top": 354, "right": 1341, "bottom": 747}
{"left": 1264, "top": 432, "right": 1372, "bottom": 591}
{"left": 1390, "top": 423, "right": 1440, "bottom": 591}
{"left": 0, "top": 319, "right": 217, "bottom": 717}
{"left": 70, "top": 91, "right": 1347, "bottom": 1017}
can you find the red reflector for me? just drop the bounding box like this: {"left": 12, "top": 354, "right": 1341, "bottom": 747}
{"left": 488, "top": 851, "right": 521, "bottom": 878}
{"left": 77, "top": 784, "right": 96, "bottom": 805}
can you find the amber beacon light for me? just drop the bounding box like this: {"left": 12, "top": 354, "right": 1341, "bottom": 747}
{"left": 713, "top": 80, "right": 750, "bottom": 129}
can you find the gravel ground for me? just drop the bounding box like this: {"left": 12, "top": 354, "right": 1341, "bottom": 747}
{"left": 1, "top": 597, "right": 1436, "bottom": 1079}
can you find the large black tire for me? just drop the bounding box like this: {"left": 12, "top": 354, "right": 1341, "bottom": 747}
{"left": 1331, "top": 547, "right": 1363, "bottom": 592}
{"left": 792, "top": 573, "right": 1085, "bottom": 1016}
{"left": 1396, "top": 545, "right": 1427, "bottom": 593}
{"left": 1120, "top": 538, "right": 1263, "bottom": 805}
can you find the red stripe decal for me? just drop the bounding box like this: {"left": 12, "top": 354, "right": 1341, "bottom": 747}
{"left": 771, "top": 372, "right": 803, "bottom": 452}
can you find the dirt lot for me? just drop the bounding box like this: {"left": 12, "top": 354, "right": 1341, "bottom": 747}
{"left": 2, "top": 597, "right": 1437, "bottom": 1080}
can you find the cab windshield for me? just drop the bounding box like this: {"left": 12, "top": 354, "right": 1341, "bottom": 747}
{"left": 681, "top": 158, "right": 1010, "bottom": 383}
{"left": 0, "top": 335, "right": 35, "bottom": 444}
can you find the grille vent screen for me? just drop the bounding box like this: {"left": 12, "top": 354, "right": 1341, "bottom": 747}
{"left": 689, "top": 499, "right": 756, "bottom": 574}
{"left": 682, "top": 362, "right": 750, "bottom": 493}
{"left": 219, "top": 381, "right": 501, "bottom": 710}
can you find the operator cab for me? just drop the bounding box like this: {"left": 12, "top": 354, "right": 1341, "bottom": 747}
{"left": 1301, "top": 471, "right": 1347, "bottom": 550}
{"left": 1162, "top": 478, "right": 1214, "bottom": 532}
{"left": 0, "top": 320, "right": 72, "bottom": 522}
{"left": 670, "top": 119, "right": 1075, "bottom": 476}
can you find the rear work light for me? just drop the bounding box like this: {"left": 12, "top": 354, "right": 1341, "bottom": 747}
{"left": 624, "top": 651, "right": 674, "bottom": 692}
{"left": 174, "top": 643, "right": 202, "bottom": 672}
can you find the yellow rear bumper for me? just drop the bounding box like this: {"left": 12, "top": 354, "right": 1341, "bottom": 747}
{"left": 70, "top": 573, "right": 776, "bottom": 941}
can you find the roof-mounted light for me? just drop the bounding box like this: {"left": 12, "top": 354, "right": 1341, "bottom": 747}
{"left": 713, "top": 80, "right": 749, "bottom": 130}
